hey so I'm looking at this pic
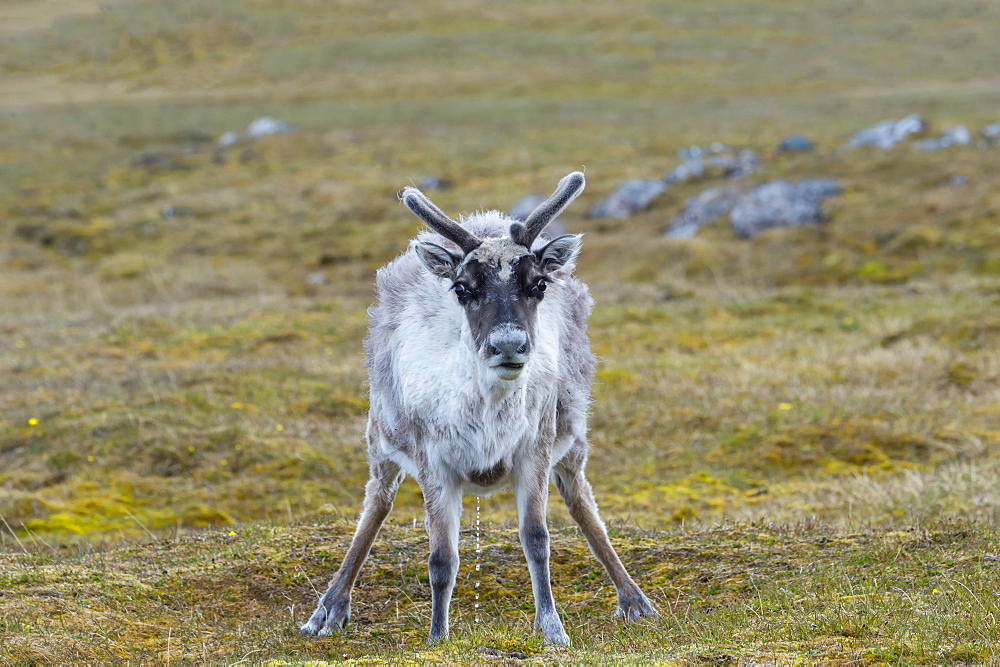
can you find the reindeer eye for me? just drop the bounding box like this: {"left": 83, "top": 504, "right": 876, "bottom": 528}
{"left": 536, "top": 278, "right": 547, "bottom": 293}
{"left": 453, "top": 283, "right": 471, "bottom": 300}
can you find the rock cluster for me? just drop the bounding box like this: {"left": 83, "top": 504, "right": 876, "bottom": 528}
{"left": 729, "top": 179, "right": 842, "bottom": 239}
{"left": 666, "top": 180, "right": 841, "bottom": 240}
{"left": 847, "top": 114, "right": 926, "bottom": 150}
{"left": 913, "top": 126, "right": 972, "bottom": 152}
{"left": 588, "top": 179, "right": 667, "bottom": 219}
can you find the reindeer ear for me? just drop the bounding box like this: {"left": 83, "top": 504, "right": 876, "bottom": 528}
{"left": 413, "top": 241, "right": 462, "bottom": 278}
{"left": 535, "top": 234, "right": 582, "bottom": 273}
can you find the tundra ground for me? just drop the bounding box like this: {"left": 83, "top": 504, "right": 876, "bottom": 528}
{"left": 1, "top": 0, "right": 999, "bottom": 662}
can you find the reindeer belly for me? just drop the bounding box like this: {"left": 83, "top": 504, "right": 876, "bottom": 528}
{"left": 437, "top": 427, "right": 521, "bottom": 494}
{"left": 465, "top": 458, "right": 510, "bottom": 487}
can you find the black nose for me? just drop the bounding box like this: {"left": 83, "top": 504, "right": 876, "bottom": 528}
{"left": 488, "top": 328, "right": 529, "bottom": 358}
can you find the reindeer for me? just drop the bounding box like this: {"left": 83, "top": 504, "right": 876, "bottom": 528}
{"left": 300, "top": 172, "right": 656, "bottom": 646}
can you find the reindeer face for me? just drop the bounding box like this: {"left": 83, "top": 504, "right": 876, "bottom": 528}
{"left": 401, "top": 171, "right": 586, "bottom": 380}
{"left": 414, "top": 234, "right": 581, "bottom": 380}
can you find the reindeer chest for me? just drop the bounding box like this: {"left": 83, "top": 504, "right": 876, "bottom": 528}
{"left": 401, "top": 371, "right": 556, "bottom": 492}
{"left": 436, "top": 388, "right": 534, "bottom": 484}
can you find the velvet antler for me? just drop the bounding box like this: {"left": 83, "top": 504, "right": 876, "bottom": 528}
{"left": 509, "top": 171, "right": 586, "bottom": 248}
{"left": 400, "top": 187, "right": 482, "bottom": 255}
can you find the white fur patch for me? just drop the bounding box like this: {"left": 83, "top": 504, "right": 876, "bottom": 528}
{"left": 469, "top": 237, "right": 529, "bottom": 281}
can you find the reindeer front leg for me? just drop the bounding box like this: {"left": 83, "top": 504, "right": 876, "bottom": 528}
{"left": 420, "top": 477, "right": 463, "bottom": 643}
{"left": 514, "top": 460, "right": 571, "bottom": 646}
{"left": 301, "top": 459, "right": 402, "bottom": 636}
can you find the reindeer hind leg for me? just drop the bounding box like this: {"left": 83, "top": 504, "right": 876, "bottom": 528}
{"left": 552, "top": 444, "right": 657, "bottom": 621}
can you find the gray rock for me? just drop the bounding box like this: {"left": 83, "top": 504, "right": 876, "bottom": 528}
{"left": 794, "top": 178, "right": 843, "bottom": 201}
{"left": 510, "top": 194, "right": 567, "bottom": 237}
{"left": 847, "top": 114, "right": 925, "bottom": 150}
{"left": 588, "top": 179, "right": 667, "bottom": 219}
{"left": 664, "top": 158, "right": 705, "bottom": 184}
{"left": 913, "top": 125, "right": 972, "bottom": 151}
{"left": 218, "top": 131, "right": 241, "bottom": 148}
{"left": 729, "top": 179, "right": 841, "bottom": 239}
{"left": 306, "top": 272, "right": 329, "bottom": 286}
{"left": 246, "top": 116, "right": 294, "bottom": 139}
{"left": 982, "top": 122, "right": 1000, "bottom": 144}
{"left": 672, "top": 145, "right": 761, "bottom": 180}
{"left": 678, "top": 143, "right": 731, "bottom": 160}
{"left": 665, "top": 186, "right": 744, "bottom": 239}
{"left": 776, "top": 135, "right": 816, "bottom": 153}
{"left": 706, "top": 149, "right": 761, "bottom": 179}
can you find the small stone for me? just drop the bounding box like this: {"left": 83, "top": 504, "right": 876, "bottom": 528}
{"left": 306, "top": 272, "right": 328, "bottom": 286}
{"left": 588, "top": 179, "right": 667, "bottom": 219}
{"left": 982, "top": 122, "right": 1000, "bottom": 144}
{"left": 246, "top": 116, "right": 293, "bottom": 139}
{"left": 677, "top": 145, "right": 704, "bottom": 160}
{"left": 664, "top": 158, "right": 704, "bottom": 184}
{"left": 218, "top": 131, "right": 241, "bottom": 148}
{"left": 776, "top": 135, "right": 816, "bottom": 153}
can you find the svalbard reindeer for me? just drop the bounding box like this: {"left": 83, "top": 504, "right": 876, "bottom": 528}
{"left": 300, "top": 172, "right": 656, "bottom": 646}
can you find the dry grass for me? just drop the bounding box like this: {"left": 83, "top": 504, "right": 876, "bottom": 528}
{"left": 1, "top": 0, "right": 999, "bottom": 662}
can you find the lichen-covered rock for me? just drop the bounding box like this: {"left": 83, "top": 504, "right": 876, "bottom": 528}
{"left": 588, "top": 179, "right": 667, "bottom": 219}
{"left": 665, "top": 186, "right": 744, "bottom": 239}
{"left": 729, "top": 179, "right": 842, "bottom": 239}
{"left": 847, "top": 115, "right": 925, "bottom": 150}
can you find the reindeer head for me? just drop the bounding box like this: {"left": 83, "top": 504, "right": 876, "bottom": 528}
{"left": 401, "top": 172, "right": 585, "bottom": 380}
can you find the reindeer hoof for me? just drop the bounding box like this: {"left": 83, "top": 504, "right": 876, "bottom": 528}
{"left": 300, "top": 593, "right": 351, "bottom": 637}
{"left": 536, "top": 614, "right": 571, "bottom": 647}
{"left": 545, "top": 630, "right": 571, "bottom": 647}
{"left": 616, "top": 590, "right": 658, "bottom": 622}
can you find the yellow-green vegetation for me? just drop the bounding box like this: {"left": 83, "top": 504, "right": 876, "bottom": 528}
{"left": 2, "top": 0, "right": 999, "bottom": 662}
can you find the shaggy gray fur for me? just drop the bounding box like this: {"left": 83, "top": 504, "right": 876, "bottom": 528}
{"left": 300, "top": 174, "right": 656, "bottom": 646}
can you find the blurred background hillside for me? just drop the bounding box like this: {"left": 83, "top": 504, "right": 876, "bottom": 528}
{"left": 1, "top": 0, "right": 998, "bottom": 538}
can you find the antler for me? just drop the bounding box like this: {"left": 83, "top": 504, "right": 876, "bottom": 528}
{"left": 510, "top": 171, "right": 586, "bottom": 248}
{"left": 400, "top": 187, "right": 482, "bottom": 255}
